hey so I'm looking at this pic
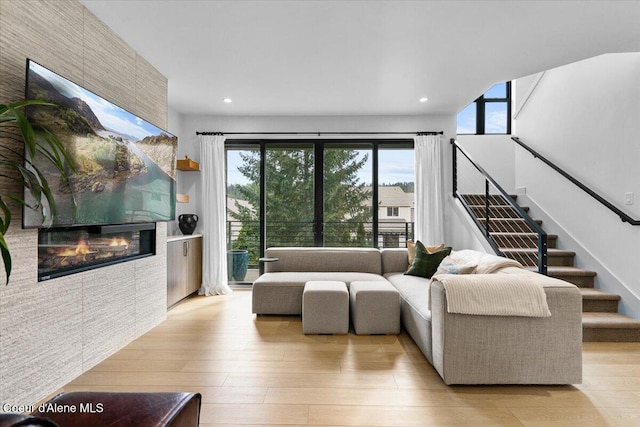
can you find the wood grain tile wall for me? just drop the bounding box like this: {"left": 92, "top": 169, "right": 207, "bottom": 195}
{"left": 0, "top": 0, "right": 169, "bottom": 406}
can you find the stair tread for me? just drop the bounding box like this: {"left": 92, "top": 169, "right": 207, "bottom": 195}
{"left": 489, "top": 217, "right": 541, "bottom": 220}
{"left": 582, "top": 312, "right": 640, "bottom": 329}
{"left": 469, "top": 204, "right": 528, "bottom": 209}
{"left": 579, "top": 288, "right": 621, "bottom": 301}
{"left": 533, "top": 266, "right": 597, "bottom": 277}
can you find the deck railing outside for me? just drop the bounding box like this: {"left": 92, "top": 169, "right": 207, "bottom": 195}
{"left": 226, "top": 220, "right": 414, "bottom": 268}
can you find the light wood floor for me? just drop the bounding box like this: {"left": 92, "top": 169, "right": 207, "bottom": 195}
{"left": 59, "top": 289, "right": 640, "bottom": 426}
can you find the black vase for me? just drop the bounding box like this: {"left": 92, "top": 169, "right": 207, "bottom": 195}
{"left": 178, "top": 214, "right": 198, "bottom": 235}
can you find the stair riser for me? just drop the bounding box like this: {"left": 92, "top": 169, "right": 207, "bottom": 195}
{"left": 583, "top": 328, "right": 640, "bottom": 342}
{"left": 471, "top": 207, "right": 529, "bottom": 219}
{"left": 548, "top": 255, "right": 575, "bottom": 267}
{"left": 503, "top": 253, "right": 574, "bottom": 267}
{"left": 582, "top": 299, "right": 619, "bottom": 313}
{"left": 549, "top": 275, "right": 595, "bottom": 288}
{"left": 489, "top": 222, "right": 539, "bottom": 233}
{"left": 493, "top": 235, "right": 557, "bottom": 249}
{"left": 462, "top": 195, "right": 516, "bottom": 206}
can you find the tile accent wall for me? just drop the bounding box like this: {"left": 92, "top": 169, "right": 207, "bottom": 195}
{"left": 0, "top": 0, "right": 169, "bottom": 406}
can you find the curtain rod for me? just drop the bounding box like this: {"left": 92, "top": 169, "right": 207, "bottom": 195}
{"left": 196, "top": 131, "right": 443, "bottom": 136}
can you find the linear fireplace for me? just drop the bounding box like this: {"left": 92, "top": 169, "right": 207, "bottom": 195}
{"left": 38, "top": 223, "right": 156, "bottom": 281}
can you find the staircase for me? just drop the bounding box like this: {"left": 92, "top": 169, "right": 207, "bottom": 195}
{"left": 462, "top": 194, "right": 640, "bottom": 342}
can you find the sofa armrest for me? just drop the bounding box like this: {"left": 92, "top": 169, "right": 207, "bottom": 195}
{"left": 430, "top": 280, "right": 582, "bottom": 385}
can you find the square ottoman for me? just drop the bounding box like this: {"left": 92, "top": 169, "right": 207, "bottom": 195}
{"left": 303, "top": 281, "right": 349, "bottom": 334}
{"left": 350, "top": 281, "right": 400, "bottom": 335}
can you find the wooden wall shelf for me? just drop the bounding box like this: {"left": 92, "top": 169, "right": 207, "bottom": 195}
{"left": 177, "top": 156, "right": 199, "bottom": 171}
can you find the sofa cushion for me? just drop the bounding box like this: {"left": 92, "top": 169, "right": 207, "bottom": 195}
{"left": 252, "top": 272, "right": 389, "bottom": 314}
{"left": 264, "top": 247, "right": 382, "bottom": 274}
{"left": 254, "top": 271, "right": 387, "bottom": 288}
{"left": 381, "top": 248, "right": 411, "bottom": 274}
{"left": 405, "top": 243, "right": 451, "bottom": 278}
{"left": 384, "top": 272, "right": 431, "bottom": 321}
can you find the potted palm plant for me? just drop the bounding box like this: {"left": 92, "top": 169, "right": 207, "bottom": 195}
{"left": 0, "top": 100, "right": 74, "bottom": 284}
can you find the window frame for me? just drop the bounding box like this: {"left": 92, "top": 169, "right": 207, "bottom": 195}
{"left": 458, "top": 81, "right": 511, "bottom": 135}
{"left": 225, "top": 139, "right": 414, "bottom": 259}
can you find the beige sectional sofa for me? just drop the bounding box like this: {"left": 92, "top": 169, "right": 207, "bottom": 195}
{"left": 252, "top": 247, "right": 385, "bottom": 315}
{"left": 252, "top": 246, "right": 583, "bottom": 385}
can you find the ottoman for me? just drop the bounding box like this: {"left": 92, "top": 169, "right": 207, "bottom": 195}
{"left": 303, "top": 281, "right": 349, "bottom": 334}
{"left": 350, "top": 281, "right": 400, "bottom": 335}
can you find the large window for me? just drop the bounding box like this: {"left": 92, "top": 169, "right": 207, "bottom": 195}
{"left": 457, "top": 82, "right": 511, "bottom": 135}
{"left": 225, "top": 140, "right": 414, "bottom": 280}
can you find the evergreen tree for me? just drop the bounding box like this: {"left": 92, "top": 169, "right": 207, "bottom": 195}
{"left": 229, "top": 148, "right": 372, "bottom": 263}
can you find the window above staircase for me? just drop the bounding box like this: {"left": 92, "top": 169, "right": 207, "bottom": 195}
{"left": 457, "top": 82, "right": 512, "bottom": 135}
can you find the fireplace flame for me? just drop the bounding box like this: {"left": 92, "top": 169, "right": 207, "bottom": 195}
{"left": 110, "top": 237, "right": 129, "bottom": 248}
{"left": 59, "top": 239, "right": 93, "bottom": 256}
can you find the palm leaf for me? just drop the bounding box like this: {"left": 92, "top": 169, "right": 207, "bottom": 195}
{"left": 0, "top": 198, "right": 11, "bottom": 235}
{"left": 0, "top": 232, "right": 11, "bottom": 285}
{"left": 0, "top": 99, "right": 75, "bottom": 284}
{"left": 11, "top": 108, "right": 36, "bottom": 157}
{"left": 34, "top": 125, "right": 76, "bottom": 172}
{"left": 31, "top": 165, "right": 57, "bottom": 225}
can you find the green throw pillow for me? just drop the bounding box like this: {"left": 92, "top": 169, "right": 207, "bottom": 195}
{"left": 404, "top": 242, "right": 452, "bottom": 278}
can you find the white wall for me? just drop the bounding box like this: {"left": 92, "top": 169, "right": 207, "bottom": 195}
{"left": 456, "top": 134, "right": 516, "bottom": 195}
{"left": 168, "top": 108, "right": 198, "bottom": 235}
{"left": 514, "top": 53, "right": 640, "bottom": 317}
{"left": 179, "top": 114, "right": 458, "bottom": 240}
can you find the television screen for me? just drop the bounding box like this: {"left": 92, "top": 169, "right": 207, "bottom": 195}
{"left": 23, "top": 60, "right": 177, "bottom": 228}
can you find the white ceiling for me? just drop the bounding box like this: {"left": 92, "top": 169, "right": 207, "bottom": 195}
{"left": 81, "top": 0, "right": 640, "bottom": 117}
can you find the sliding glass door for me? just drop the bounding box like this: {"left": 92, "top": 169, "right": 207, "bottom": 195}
{"left": 225, "top": 139, "right": 414, "bottom": 282}
{"left": 323, "top": 143, "right": 373, "bottom": 246}
{"left": 265, "top": 144, "right": 315, "bottom": 248}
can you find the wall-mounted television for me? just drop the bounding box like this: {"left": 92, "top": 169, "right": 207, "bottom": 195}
{"left": 23, "top": 59, "right": 177, "bottom": 228}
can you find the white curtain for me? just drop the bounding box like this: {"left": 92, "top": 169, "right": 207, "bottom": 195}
{"left": 199, "top": 134, "right": 232, "bottom": 295}
{"left": 414, "top": 134, "right": 445, "bottom": 245}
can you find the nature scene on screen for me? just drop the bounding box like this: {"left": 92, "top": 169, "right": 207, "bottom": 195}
{"left": 24, "top": 61, "right": 177, "bottom": 227}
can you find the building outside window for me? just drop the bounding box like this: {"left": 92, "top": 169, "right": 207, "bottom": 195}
{"left": 387, "top": 207, "right": 399, "bottom": 217}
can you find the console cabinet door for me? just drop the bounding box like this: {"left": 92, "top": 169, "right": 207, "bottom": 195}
{"left": 167, "top": 236, "right": 203, "bottom": 308}
{"left": 187, "top": 236, "right": 203, "bottom": 295}
{"left": 167, "top": 240, "right": 188, "bottom": 307}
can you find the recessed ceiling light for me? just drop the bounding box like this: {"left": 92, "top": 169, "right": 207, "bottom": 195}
{"left": 223, "top": 98, "right": 233, "bottom": 103}
{"left": 419, "top": 97, "right": 428, "bottom": 103}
